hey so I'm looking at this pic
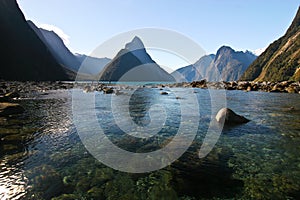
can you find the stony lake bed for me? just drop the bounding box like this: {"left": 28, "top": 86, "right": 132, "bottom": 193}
{"left": 0, "top": 81, "right": 300, "bottom": 199}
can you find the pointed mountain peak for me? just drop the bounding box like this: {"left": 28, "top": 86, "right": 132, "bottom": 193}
{"left": 215, "top": 46, "right": 235, "bottom": 59}
{"left": 132, "top": 36, "right": 143, "bottom": 43}
{"left": 125, "top": 36, "right": 145, "bottom": 51}
{"left": 218, "top": 46, "right": 234, "bottom": 53}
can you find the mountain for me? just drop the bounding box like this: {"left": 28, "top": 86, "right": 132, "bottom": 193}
{"left": 124, "top": 36, "right": 154, "bottom": 64}
{"left": 0, "top": 0, "right": 69, "bottom": 81}
{"left": 28, "top": 21, "right": 111, "bottom": 75}
{"left": 75, "top": 54, "right": 111, "bottom": 75}
{"left": 208, "top": 47, "right": 257, "bottom": 81}
{"left": 172, "top": 55, "right": 215, "bottom": 82}
{"left": 172, "top": 46, "right": 256, "bottom": 82}
{"left": 240, "top": 7, "right": 300, "bottom": 82}
{"left": 27, "top": 21, "right": 81, "bottom": 72}
{"left": 99, "top": 37, "right": 175, "bottom": 82}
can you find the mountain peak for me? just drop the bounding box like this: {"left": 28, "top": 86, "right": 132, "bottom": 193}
{"left": 125, "top": 36, "right": 145, "bottom": 51}
{"left": 99, "top": 36, "right": 174, "bottom": 82}
{"left": 173, "top": 45, "right": 257, "bottom": 82}
{"left": 215, "top": 46, "right": 234, "bottom": 59}
{"left": 218, "top": 46, "right": 234, "bottom": 52}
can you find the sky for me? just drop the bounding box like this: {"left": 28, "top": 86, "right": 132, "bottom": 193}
{"left": 17, "top": 0, "right": 299, "bottom": 70}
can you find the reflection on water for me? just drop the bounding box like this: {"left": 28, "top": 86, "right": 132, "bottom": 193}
{"left": 0, "top": 88, "right": 299, "bottom": 199}
{"left": 0, "top": 158, "right": 27, "bottom": 200}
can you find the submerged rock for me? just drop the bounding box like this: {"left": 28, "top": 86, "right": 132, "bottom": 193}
{"left": 114, "top": 89, "right": 125, "bottom": 95}
{"left": 28, "top": 164, "right": 63, "bottom": 199}
{"left": 160, "top": 91, "right": 168, "bottom": 95}
{"left": 0, "top": 102, "right": 24, "bottom": 116}
{"left": 216, "top": 108, "right": 249, "bottom": 125}
{"left": 5, "top": 91, "right": 20, "bottom": 99}
{"left": 0, "top": 95, "right": 11, "bottom": 102}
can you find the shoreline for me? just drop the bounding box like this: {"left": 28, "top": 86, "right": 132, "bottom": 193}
{"left": 0, "top": 80, "right": 299, "bottom": 97}
{"left": 166, "top": 80, "right": 300, "bottom": 94}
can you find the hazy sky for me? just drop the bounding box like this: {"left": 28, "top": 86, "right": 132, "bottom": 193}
{"left": 18, "top": 0, "right": 299, "bottom": 69}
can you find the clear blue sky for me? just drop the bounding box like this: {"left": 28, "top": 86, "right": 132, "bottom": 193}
{"left": 18, "top": 0, "right": 299, "bottom": 69}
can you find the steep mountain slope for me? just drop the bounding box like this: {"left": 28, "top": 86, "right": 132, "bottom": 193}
{"left": 207, "top": 47, "right": 256, "bottom": 81}
{"left": 172, "top": 46, "right": 256, "bottom": 82}
{"left": 240, "top": 7, "right": 300, "bottom": 81}
{"left": 99, "top": 37, "right": 175, "bottom": 82}
{"left": 27, "top": 21, "right": 81, "bottom": 72}
{"left": 171, "top": 55, "right": 215, "bottom": 82}
{"left": 0, "top": 0, "right": 69, "bottom": 81}
{"left": 28, "top": 21, "right": 112, "bottom": 76}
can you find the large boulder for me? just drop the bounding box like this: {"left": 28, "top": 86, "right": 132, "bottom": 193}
{"left": 216, "top": 108, "right": 249, "bottom": 125}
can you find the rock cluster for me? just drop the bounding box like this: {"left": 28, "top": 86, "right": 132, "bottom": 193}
{"left": 0, "top": 81, "right": 118, "bottom": 96}
{"left": 0, "top": 81, "right": 74, "bottom": 117}
{"left": 1, "top": 80, "right": 299, "bottom": 101}
{"left": 0, "top": 81, "right": 74, "bottom": 95}
{"left": 167, "top": 80, "right": 300, "bottom": 93}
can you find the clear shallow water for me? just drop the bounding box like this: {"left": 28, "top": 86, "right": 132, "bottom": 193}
{"left": 0, "top": 88, "right": 300, "bottom": 199}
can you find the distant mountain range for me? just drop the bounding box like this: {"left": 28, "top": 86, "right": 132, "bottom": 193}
{"left": 27, "top": 21, "right": 173, "bottom": 81}
{"left": 98, "top": 37, "right": 175, "bottom": 82}
{"left": 240, "top": 7, "right": 300, "bottom": 81}
{"left": 28, "top": 21, "right": 111, "bottom": 76}
{"left": 0, "top": 0, "right": 70, "bottom": 81}
{"left": 27, "top": 24, "right": 173, "bottom": 81}
{"left": 1, "top": 0, "right": 299, "bottom": 82}
{"left": 172, "top": 46, "right": 257, "bottom": 82}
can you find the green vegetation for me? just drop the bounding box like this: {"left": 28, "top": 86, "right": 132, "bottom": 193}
{"left": 240, "top": 7, "right": 300, "bottom": 82}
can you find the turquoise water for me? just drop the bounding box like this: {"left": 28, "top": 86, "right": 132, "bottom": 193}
{"left": 0, "top": 88, "right": 300, "bottom": 199}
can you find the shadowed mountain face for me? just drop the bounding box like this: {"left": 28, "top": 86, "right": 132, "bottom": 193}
{"left": 172, "top": 47, "right": 256, "bottom": 82}
{"left": 27, "top": 21, "right": 81, "bottom": 72}
{"left": 0, "top": 0, "right": 69, "bottom": 81}
{"left": 28, "top": 21, "right": 111, "bottom": 76}
{"left": 240, "top": 7, "right": 300, "bottom": 82}
{"left": 99, "top": 37, "right": 175, "bottom": 82}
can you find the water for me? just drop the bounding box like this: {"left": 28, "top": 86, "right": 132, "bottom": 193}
{"left": 0, "top": 88, "right": 299, "bottom": 199}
